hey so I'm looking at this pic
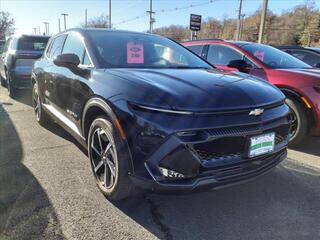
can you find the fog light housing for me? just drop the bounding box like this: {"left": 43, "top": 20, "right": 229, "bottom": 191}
{"left": 159, "top": 167, "right": 185, "bottom": 178}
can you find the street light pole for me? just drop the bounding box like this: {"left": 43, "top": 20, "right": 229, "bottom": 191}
{"left": 258, "top": 0, "right": 268, "bottom": 44}
{"left": 109, "top": 0, "right": 111, "bottom": 28}
{"left": 85, "top": 8, "right": 88, "bottom": 28}
{"left": 235, "top": 0, "right": 243, "bottom": 40}
{"left": 43, "top": 22, "right": 49, "bottom": 35}
{"left": 61, "top": 13, "right": 68, "bottom": 30}
{"left": 58, "top": 18, "right": 61, "bottom": 32}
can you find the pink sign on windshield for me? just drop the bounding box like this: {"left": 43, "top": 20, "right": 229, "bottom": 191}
{"left": 127, "top": 42, "right": 144, "bottom": 64}
{"left": 254, "top": 50, "right": 265, "bottom": 61}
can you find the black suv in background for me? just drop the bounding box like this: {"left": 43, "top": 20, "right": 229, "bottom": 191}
{"left": 0, "top": 35, "right": 50, "bottom": 97}
{"left": 276, "top": 45, "right": 320, "bottom": 68}
{"left": 0, "top": 40, "right": 5, "bottom": 54}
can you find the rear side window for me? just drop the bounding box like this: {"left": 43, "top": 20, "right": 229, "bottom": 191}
{"left": 290, "top": 50, "right": 320, "bottom": 67}
{"left": 17, "top": 36, "right": 49, "bottom": 51}
{"left": 48, "top": 35, "right": 66, "bottom": 59}
{"left": 62, "top": 33, "right": 85, "bottom": 62}
{"left": 186, "top": 45, "right": 203, "bottom": 56}
{"left": 207, "top": 45, "right": 242, "bottom": 65}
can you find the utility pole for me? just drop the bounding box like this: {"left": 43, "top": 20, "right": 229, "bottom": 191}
{"left": 61, "top": 13, "right": 68, "bottom": 30}
{"left": 38, "top": 26, "right": 41, "bottom": 35}
{"left": 258, "top": 0, "right": 268, "bottom": 44}
{"left": 85, "top": 8, "right": 88, "bottom": 28}
{"left": 146, "top": 0, "right": 155, "bottom": 33}
{"left": 109, "top": 0, "right": 112, "bottom": 28}
{"left": 235, "top": 0, "right": 243, "bottom": 40}
{"left": 240, "top": 14, "right": 245, "bottom": 40}
{"left": 58, "top": 18, "right": 61, "bottom": 32}
{"left": 32, "top": 27, "right": 37, "bottom": 35}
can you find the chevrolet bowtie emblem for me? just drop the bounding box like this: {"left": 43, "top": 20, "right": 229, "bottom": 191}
{"left": 249, "top": 108, "right": 264, "bottom": 116}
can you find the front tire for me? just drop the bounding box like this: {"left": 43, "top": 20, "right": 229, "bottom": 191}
{"left": 32, "top": 82, "right": 49, "bottom": 126}
{"left": 88, "top": 116, "right": 135, "bottom": 201}
{"left": 286, "top": 98, "right": 308, "bottom": 146}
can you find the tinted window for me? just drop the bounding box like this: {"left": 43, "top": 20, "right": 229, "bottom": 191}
{"left": 187, "top": 45, "right": 204, "bottom": 56}
{"left": 48, "top": 35, "right": 66, "bottom": 59}
{"left": 242, "top": 44, "right": 312, "bottom": 69}
{"left": 17, "top": 36, "right": 49, "bottom": 51}
{"left": 290, "top": 50, "right": 320, "bottom": 67}
{"left": 86, "top": 31, "right": 212, "bottom": 69}
{"left": 207, "top": 45, "right": 242, "bottom": 65}
{"left": 62, "top": 33, "right": 85, "bottom": 62}
{"left": 83, "top": 51, "right": 91, "bottom": 65}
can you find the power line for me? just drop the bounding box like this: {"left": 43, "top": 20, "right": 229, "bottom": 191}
{"left": 113, "top": 0, "right": 216, "bottom": 26}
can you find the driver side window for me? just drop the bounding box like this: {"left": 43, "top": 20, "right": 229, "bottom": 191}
{"left": 62, "top": 33, "right": 85, "bottom": 62}
{"left": 207, "top": 45, "right": 243, "bottom": 65}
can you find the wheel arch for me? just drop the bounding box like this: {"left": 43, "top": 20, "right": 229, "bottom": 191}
{"left": 82, "top": 97, "right": 134, "bottom": 174}
{"left": 82, "top": 97, "right": 126, "bottom": 142}
{"left": 279, "top": 87, "right": 315, "bottom": 128}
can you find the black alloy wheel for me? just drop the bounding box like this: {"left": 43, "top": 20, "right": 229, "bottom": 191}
{"left": 88, "top": 117, "right": 135, "bottom": 200}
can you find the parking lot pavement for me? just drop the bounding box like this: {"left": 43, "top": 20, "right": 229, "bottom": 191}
{"left": 0, "top": 88, "right": 319, "bottom": 240}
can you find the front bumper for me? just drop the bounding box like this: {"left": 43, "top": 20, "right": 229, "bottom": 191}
{"left": 129, "top": 113, "right": 290, "bottom": 192}
{"left": 130, "top": 149, "right": 287, "bottom": 192}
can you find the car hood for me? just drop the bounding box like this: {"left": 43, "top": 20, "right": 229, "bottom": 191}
{"left": 106, "top": 68, "right": 284, "bottom": 112}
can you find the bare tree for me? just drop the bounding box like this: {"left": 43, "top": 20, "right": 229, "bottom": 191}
{"left": 81, "top": 14, "right": 109, "bottom": 28}
{"left": 0, "top": 11, "right": 15, "bottom": 39}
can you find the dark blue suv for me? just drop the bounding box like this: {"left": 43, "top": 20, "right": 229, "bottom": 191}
{"left": 0, "top": 35, "right": 49, "bottom": 97}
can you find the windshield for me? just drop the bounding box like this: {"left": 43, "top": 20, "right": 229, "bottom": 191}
{"left": 87, "top": 31, "right": 212, "bottom": 69}
{"left": 242, "top": 44, "right": 312, "bottom": 69}
{"left": 17, "top": 36, "right": 49, "bottom": 51}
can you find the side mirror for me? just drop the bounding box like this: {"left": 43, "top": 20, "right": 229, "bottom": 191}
{"left": 227, "top": 59, "right": 251, "bottom": 73}
{"left": 54, "top": 53, "right": 80, "bottom": 68}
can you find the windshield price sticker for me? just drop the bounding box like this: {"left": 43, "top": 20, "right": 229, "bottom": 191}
{"left": 253, "top": 50, "right": 265, "bottom": 61}
{"left": 127, "top": 42, "right": 144, "bottom": 64}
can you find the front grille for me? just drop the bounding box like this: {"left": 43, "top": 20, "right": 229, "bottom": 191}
{"left": 199, "top": 149, "right": 286, "bottom": 183}
{"left": 190, "top": 117, "right": 290, "bottom": 161}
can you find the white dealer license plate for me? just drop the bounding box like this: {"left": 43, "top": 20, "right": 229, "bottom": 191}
{"left": 249, "top": 133, "right": 275, "bottom": 158}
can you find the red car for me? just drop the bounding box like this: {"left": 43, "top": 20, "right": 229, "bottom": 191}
{"left": 182, "top": 39, "right": 320, "bottom": 145}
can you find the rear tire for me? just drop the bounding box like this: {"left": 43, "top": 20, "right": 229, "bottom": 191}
{"left": 32, "top": 82, "right": 49, "bottom": 126}
{"left": 88, "top": 116, "right": 136, "bottom": 201}
{"left": 7, "top": 73, "right": 16, "bottom": 98}
{"left": 0, "top": 75, "right": 7, "bottom": 87}
{"left": 286, "top": 98, "right": 308, "bottom": 147}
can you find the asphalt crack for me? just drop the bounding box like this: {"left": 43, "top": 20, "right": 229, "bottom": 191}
{"left": 146, "top": 196, "right": 173, "bottom": 240}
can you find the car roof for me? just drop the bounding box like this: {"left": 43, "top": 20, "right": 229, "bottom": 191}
{"left": 275, "top": 45, "right": 303, "bottom": 49}
{"left": 57, "top": 27, "right": 156, "bottom": 38}
{"left": 182, "top": 39, "right": 255, "bottom": 47}
{"left": 11, "top": 34, "right": 51, "bottom": 39}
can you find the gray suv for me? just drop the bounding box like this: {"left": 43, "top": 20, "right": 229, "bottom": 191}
{"left": 0, "top": 35, "right": 50, "bottom": 97}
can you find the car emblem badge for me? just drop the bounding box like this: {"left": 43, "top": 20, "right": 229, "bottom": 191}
{"left": 249, "top": 108, "right": 264, "bottom": 116}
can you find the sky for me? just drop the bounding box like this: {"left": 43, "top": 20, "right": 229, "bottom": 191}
{"left": 1, "top": 0, "right": 320, "bottom": 35}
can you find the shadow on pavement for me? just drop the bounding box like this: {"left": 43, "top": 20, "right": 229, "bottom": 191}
{"left": 0, "top": 104, "right": 65, "bottom": 240}
{"left": 114, "top": 161, "right": 320, "bottom": 240}
{"left": 14, "top": 89, "right": 33, "bottom": 107}
{"left": 290, "top": 136, "right": 320, "bottom": 156}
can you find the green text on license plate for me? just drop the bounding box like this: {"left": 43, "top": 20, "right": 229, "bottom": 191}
{"left": 249, "top": 133, "right": 275, "bottom": 157}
